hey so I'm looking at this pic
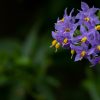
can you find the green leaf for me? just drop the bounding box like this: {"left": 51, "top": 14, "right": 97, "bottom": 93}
{"left": 73, "top": 30, "right": 81, "bottom": 37}
{"left": 97, "top": 10, "right": 100, "bottom": 19}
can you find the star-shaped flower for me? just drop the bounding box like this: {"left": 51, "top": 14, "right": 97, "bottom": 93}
{"left": 76, "top": 2, "right": 100, "bottom": 29}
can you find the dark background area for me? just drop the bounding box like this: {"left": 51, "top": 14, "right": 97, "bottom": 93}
{"left": 0, "top": 0, "right": 100, "bottom": 100}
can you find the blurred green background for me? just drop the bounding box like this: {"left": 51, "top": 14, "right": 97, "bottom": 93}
{"left": 0, "top": 0, "right": 100, "bottom": 100}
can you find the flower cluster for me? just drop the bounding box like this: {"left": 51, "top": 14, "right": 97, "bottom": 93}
{"left": 51, "top": 2, "right": 100, "bottom": 66}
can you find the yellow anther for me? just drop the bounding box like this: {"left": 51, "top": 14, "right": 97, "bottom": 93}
{"left": 65, "top": 28, "right": 70, "bottom": 32}
{"left": 81, "top": 51, "right": 86, "bottom": 57}
{"left": 63, "top": 38, "right": 68, "bottom": 44}
{"left": 55, "top": 43, "right": 60, "bottom": 52}
{"left": 71, "top": 49, "right": 75, "bottom": 59}
{"left": 52, "top": 40, "right": 57, "bottom": 46}
{"left": 71, "top": 50, "right": 75, "bottom": 55}
{"left": 97, "top": 45, "right": 100, "bottom": 50}
{"left": 81, "top": 36, "right": 87, "bottom": 43}
{"left": 84, "top": 17, "right": 90, "bottom": 22}
{"left": 95, "top": 25, "right": 100, "bottom": 30}
{"left": 60, "top": 18, "right": 64, "bottom": 22}
{"left": 55, "top": 43, "right": 60, "bottom": 49}
{"left": 50, "top": 40, "right": 57, "bottom": 48}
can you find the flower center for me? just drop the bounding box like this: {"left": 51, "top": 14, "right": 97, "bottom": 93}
{"left": 97, "top": 45, "right": 100, "bottom": 51}
{"left": 81, "top": 36, "right": 87, "bottom": 43}
{"left": 95, "top": 25, "right": 100, "bottom": 30}
{"left": 63, "top": 38, "right": 68, "bottom": 44}
{"left": 81, "top": 51, "right": 86, "bottom": 57}
{"left": 65, "top": 28, "right": 70, "bottom": 32}
{"left": 84, "top": 17, "right": 90, "bottom": 22}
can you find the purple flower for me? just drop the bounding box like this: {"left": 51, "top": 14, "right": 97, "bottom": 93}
{"left": 70, "top": 43, "right": 94, "bottom": 61}
{"left": 73, "top": 25, "right": 98, "bottom": 45}
{"left": 51, "top": 2, "right": 100, "bottom": 66}
{"left": 55, "top": 9, "right": 77, "bottom": 37}
{"left": 81, "top": 2, "right": 98, "bottom": 14}
{"left": 54, "top": 21, "right": 77, "bottom": 37}
{"left": 52, "top": 31, "right": 70, "bottom": 44}
{"left": 76, "top": 2, "right": 100, "bottom": 29}
{"left": 51, "top": 9, "right": 77, "bottom": 48}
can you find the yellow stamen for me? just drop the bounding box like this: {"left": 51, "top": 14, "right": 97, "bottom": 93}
{"left": 71, "top": 50, "right": 75, "bottom": 55}
{"left": 63, "top": 38, "right": 68, "bottom": 44}
{"left": 84, "top": 17, "right": 90, "bottom": 22}
{"left": 97, "top": 45, "right": 100, "bottom": 51}
{"left": 81, "top": 36, "right": 87, "bottom": 43}
{"left": 55, "top": 43, "right": 60, "bottom": 52}
{"left": 60, "top": 18, "right": 64, "bottom": 22}
{"left": 95, "top": 25, "right": 100, "bottom": 30}
{"left": 81, "top": 51, "right": 86, "bottom": 57}
{"left": 55, "top": 43, "right": 60, "bottom": 49}
{"left": 71, "top": 49, "right": 75, "bottom": 59}
{"left": 65, "top": 28, "right": 70, "bottom": 32}
{"left": 50, "top": 40, "right": 57, "bottom": 48}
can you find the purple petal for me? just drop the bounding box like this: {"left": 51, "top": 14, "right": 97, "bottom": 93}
{"left": 64, "top": 8, "right": 68, "bottom": 17}
{"left": 91, "top": 16, "right": 100, "bottom": 25}
{"left": 81, "top": 2, "right": 89, "bottom": 11}
{"left": 76, "top": 12, "right": 82, "bottom": 19}
{"left": 87, "top": 48, "right": 95, "bottom": 55}
{"left": 55, "top": 23, "right": 65, "bottom": 32}
{"left": 69, "top": 8, "right": 74, "bottom": 16}
{"left": 94, "top": 31, "right": 100, "bottom": 41}
{"left": 80, "top": 25, "right": 86, "bottom": 34}
{"left": 70, "top": 44, "right": 83, "bottom": 51}
{"left": 89, "top": 7, "right": 99, "bottom": 15}
{"left": 56, "top": 35, "right": 64, "bottom": 43}
{"left": 75, "top": 54, "right": 82, "bottom": 61}
{"left": 81, "top": 43, "right": 88, "bottom": 50}
{"left": 52, "top": 31, "right": 57, "bottom": 39}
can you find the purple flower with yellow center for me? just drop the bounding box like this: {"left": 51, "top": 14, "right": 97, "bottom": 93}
{"left": 55, "top": 22, "right": 77, "bottom": 37}
{"left": 55, "top": 9, "right": 77, "bottom": 37}
{"left": 50, "top": 2, "right": 100, "bottom": 66}
{"left": 70, "top": 43, "right": 95, "bottom": 61}
{"left": 73, "top": 25, "right": 97, "bottom": 45}
{"left": 76, "top": 2, "right": 99, "bottom": 29}
{"left": 51, "top": 9, "right": 77, "bottom": 51}
{"left": 51, "top": 31, "right": 72, "bottom": 51}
